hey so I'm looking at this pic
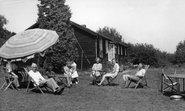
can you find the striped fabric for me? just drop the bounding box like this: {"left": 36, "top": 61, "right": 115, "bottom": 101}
{"left": 18, "top": 71, "right": 29, "bottom": 82}
{"left": 0, "top": 29, "right": 59, "bottom": 59}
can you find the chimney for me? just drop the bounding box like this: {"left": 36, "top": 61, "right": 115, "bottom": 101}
{"left": 81, "top": 25, "right": 86, "bottom": 27}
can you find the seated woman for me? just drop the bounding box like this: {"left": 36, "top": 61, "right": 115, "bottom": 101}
{"left": 97, "top": 59, "right": 119, "bottom": 86}
{"left": 6, "top": 61, "right": 20, "bottom": 90}
{"left": 63, "top": 61, "right": 72, "bottom": 87}
{"left": 90, "top": 57, "right": 103, "bottom": 84}
{"left": 122, "top": 63, "right": 145, "bottom": 88}
{"left": 28, "top": 63, "right": 64, "bottom": 95}
{"left": 70, "top": 61, "right": 79, "bottom": 84}
{"left": 45, "top": 65, "right": 56, "bottom": 79}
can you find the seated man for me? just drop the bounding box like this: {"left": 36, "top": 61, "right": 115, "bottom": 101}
{"left": 91, "top": 57, "right": 103, "bottom": 84}
{"left": 28, "top": 63, "right": 64, "bottom": 95}
{"left": 97, "top": 59, "right": 119, "bottom": 86}
{"left": 6, "top": 61, "right": 20, "bottom": 90}
{"left": 122, "top": 63, "right": 145, "bottom": 87}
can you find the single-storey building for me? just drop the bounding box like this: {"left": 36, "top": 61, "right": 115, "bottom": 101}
{"left": 27, "top": 21, "right": 128, "bottom": 70}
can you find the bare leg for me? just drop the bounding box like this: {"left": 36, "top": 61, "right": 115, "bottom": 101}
{"left": 12, "top": 75, "right": 20, "bottom": 88}
{"left": 125, "top": 75, "right": 140, "bottom": 87}
{"left": 98, "top": 73, "right": 113, "bottom": 85}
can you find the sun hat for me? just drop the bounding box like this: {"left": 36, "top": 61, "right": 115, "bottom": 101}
{"left": 31, "top": 63, "right": 37, "bottom": 68}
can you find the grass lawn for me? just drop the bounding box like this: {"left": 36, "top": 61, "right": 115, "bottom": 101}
{"left": 1, "top": 68, "right": 185, "bottom": 111}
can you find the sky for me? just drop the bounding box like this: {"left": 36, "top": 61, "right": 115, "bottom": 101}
{"left": 0, "top": 0, "right": 185, "bottom": 53}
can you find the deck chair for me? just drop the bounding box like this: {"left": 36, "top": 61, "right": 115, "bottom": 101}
{"left": 160, "top": 69, "right": 180, "bottom": 94}
{"left": 24, "top": 68, "right": 48, "bottom": 94}
{"left": 127, "top": 65, "right": 150, "bottom": 89}
{"left": 0, "top": 67, "right": 15, "bottom": 91}
{"left": 106, "top": 74, "right": 118, "bottom": 85}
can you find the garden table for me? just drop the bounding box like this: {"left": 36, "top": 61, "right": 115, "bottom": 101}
{"left": 167, "top": 74, "right": 185, "bottom": 92}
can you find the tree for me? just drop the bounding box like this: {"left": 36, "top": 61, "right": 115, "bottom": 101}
{"left": 97, "top": 26, "right": 124, "bottom": 43}
{"left": 0, "top": 15, "right": 15, "bottom": 47}
{"left": 37, "top": 0, "right": 78, "bottom": 71}
{"left": 175, "top": 40, "right": 185, "bottom": 64}
{"left": 126, "top": 43, "right": 174, "bottom": 67}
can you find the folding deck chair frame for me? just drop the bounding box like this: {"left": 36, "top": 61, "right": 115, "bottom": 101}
{"left": 127, "top": 65, "right": 150, "bottom": 89}
{"left": 106, "top": 74, "right": 118, "bottom": 85}
{"left": 0, "top": 67, "right": 15, "bottom": 91}
{"left": 24, "top": 68, "right": 48, "bottom": 94}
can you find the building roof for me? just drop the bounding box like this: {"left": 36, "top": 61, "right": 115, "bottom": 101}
{"left": 26, "top": 21, "right": 127, "bottom": 47}
{"left": 70, "top": 21, "right": 97, "bottom": 36}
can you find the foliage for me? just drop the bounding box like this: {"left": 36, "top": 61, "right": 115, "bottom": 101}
{"left": 174, "top": 40, "right": 185, "bottom": 64}
{"left": 0, "top": 15, "right": 15, "bottom": 47}
{"left": 96, "top": 26, "right": 124, "bottom": 43}
{"left": 126, "top": 43, "right": 174, "bottom": 67}
{"left": 96, "top": 26, "right": 176, "bottom": 67}
{"left": 37, "top": 0, "right": 79, "bottom": 72}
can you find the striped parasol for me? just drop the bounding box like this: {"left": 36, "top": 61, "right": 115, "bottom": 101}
{"left": 0, "top": 29, "right": 59, "bottom": 59}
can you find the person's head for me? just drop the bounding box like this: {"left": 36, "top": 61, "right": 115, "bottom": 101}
{"left": 112, "top": 58, "right": 116, "bottom": 65}
{"left": 66, "top": 61, "right": 71, "bottom": 68}
{"left": 31, "top": 63, "right": 38, "bottom": 72}
{"left": 48, "top": 65, "right": 53, "bottom": 71}
{"left": 95, "top": 57, "right": 101, "bottom": 63}
{"left": 138, "top": 63, "right": 144, "bottom": 69}
{"left": 6, "top": 61, "right": 12, "bottom": 72}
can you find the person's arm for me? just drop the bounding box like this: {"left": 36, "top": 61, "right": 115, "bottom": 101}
{"left": 71, "top": 64, "right": 77, "bottom": 73}
{"left": 92, "top": 64, "right": 95, "bottom": 71}
{"left": 73, "top": 63, "right": 77, "bottom": 71}
{"left": 63, "top": 66, "right": 67, "bottom": 73}
{"left": 98, "top": 64, "right": 102, "bottom": 71}
{"left": 10, "top": 71, "right": 18, "bottom": 77}
{"left": 110, "top": 65, "right": 117, "bottom": 74}
{"left": 64, "top": 66, "right": 71, "bottom": 75}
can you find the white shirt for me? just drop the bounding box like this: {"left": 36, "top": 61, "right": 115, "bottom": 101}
{"left": 71, "top": 62, "right": 77, "bottom": 72}
{"left": 135, "top": 69, "right": 146, "bottom": 77}
{"left": 92, "top": 63, "right": 102, "bottom": 71}
{"left": 28, "top": 70, "right": 45, "bottom": 85}
{"left": 111, "top": 63, "right": 119, "bottom": 74}
{"left": 71, "top": 62, "right": 79, "bottom": 78}
{"left": 92, "top": 63, "right": 102, "bottom": 76}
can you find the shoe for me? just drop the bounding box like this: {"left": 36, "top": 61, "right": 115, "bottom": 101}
{"left": 54, "top": 87, "right": 60, "bottom": 95}
{"left": 57, "top": 87, "right": 65, "bottom": 95}
{"left": 97, "top": 83, "right": 101, "bottom": 86}
{"left": 75, "top": 81, "right": 79, "bottom": 84}
{"left": 16, "top": 88, "right": 20, "bottom": 90}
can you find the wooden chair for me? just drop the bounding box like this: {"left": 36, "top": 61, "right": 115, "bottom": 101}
{"left": 92, "top": 70, "right": 105, "bottom": 85}
{"left": 0, "top": 67, "right": 15, "bottom": 91}
{"left": 24, "top": 68, "right": 48, "bottom": 94}
{"left": 127, "top": 65, "right": 150, "bottom": 89}
{"left": 57, "top": 75, "right": 68, "bottom": 87}
{"left": 161, "top": 69, "right": 180, "bottom": 94}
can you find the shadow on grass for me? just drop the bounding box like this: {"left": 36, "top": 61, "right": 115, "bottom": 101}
{"left": 104, "top": 83, "right": 119, "bottom": 86}
{"left": 126, "top": 83, "right": 147, "bottom": 89}
{"left": 162, "top": 91, "right": 185, "bottom": 100}
{"left": 27, "top": 88, "right": 54, "bottom": 94}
